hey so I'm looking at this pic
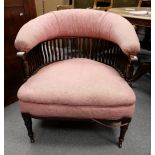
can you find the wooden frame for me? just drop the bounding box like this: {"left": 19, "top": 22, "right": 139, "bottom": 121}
{"left": 17, "top": 37, "right": 133, "bottom": 80}
{"left": 17, "top": 37, "right": 134, "bottom": 148}
{"left": 21, "top": 112, "right": 131, "bottom": 148}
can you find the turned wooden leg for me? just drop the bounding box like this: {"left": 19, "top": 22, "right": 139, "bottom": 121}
{"left": 21, "top": 113, "right": 35, "bottom": 143}
{"left": 118, "top": 117, "right": 131, "bottom": 148}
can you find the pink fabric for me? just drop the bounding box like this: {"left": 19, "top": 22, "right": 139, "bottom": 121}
{"left": 18, "top": 58, "right": 136, "bottom": 119}
{"left": 15, "top": 9, "right": 140, "bottom": 55}
{"left": 19, "top": 101, "right": 135, "bottom": 120}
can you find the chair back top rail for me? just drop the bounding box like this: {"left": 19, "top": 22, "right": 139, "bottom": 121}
{"left": 15, "top": 9, "right": 140, "bottom": 56}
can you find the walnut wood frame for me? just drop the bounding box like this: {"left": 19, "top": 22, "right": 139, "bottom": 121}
{"left": 17, "top": 37, "right": 134, "bottom": 148}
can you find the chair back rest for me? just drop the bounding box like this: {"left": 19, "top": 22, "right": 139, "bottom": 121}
{"left": 15, "top": 9, "right": 140, "bottom": 55}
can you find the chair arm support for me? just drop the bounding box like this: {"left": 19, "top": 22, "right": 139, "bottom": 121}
{"left": 17, "top": 52, "right": 30, "bottom": 81}
{"left": 17, "top": 44, "right": 46, "bottom": 81}
{"left": 125, "top": 55, "right": 138, "bottom": 83}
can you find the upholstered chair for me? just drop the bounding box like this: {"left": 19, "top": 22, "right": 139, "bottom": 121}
{"left": 15, "top": 9, "right": 140, "bottom": 148}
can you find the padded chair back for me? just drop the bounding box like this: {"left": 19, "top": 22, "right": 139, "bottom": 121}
{"left": 15, "top": 9, "right": 140, "bottom": 55}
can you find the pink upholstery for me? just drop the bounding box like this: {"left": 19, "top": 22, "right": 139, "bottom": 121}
{"left": 19, "top": 102, "right": 135, "bottom": 120}
{"left": 18, "top": 58, "right": 136, "bottom": 119}
{"left": 15, "top": 9, "right": 140, "bottom": 55}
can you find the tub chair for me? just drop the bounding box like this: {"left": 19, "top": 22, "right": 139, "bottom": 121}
{"left": 15, "top": 9, "right": 140, "bottom": 148}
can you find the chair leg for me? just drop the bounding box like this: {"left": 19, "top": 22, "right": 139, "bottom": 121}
{"left": 118, "top": 117, "right": 131, "bottom": 148}
{"left": 21, "top": 113, "right": 35, "bottom": 143}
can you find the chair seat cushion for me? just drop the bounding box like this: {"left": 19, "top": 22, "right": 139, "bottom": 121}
{"left": 18, "top": 58, "right": 135, "bottom": 106}
{"left": 18, "top": 58, "right": 136, "bottom": 119}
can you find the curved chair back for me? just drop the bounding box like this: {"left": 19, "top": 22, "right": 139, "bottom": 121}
{"left": 15, "top": 9, "right": 140, "bottom": 80}
{"left": 15, "top": 9, "right": 140, "bottom": 55}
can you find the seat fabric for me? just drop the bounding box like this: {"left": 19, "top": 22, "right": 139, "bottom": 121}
{"left": 18, "top": 58, "right": 136, "bottom": 119}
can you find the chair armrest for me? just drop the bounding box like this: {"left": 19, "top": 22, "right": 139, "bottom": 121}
{"left": 17, "top": 52, "right": 29, "bottom": 81}
{"left": 16, "top": 45, "right": 45, "bottom": 80}
{"left": 17, "top": 51, "right": 27, "bottom": 59}
{"left": 125, "top": 55, "right": 138, "bottom": 83}
{"left": 130, "top": 55, "right": 138, "bottom": 62}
